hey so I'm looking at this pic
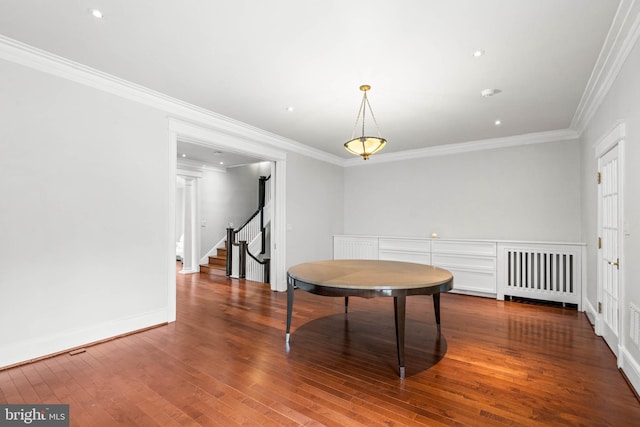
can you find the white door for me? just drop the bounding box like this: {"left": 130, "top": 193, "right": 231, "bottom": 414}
{"left": 598, "top": 145, "right": 620, "bottom": 356}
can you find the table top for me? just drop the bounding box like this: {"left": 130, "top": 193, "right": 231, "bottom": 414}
{"left": 287, "top": 259, "right": 453, "bottom": 292}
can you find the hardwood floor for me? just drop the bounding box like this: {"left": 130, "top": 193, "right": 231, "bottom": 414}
{"left": 1, "top": 264, "right": 638, "bottom": 426}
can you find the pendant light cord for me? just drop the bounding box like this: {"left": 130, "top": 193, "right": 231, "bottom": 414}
{"left": 349, "top": 91, "right": 383, "bottom": 140}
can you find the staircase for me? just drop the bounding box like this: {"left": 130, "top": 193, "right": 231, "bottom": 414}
{"left": 199, "top": 244, "right": 227, "bottom": 274}
{"left": 199, "top": 175, "right": 272, "bottom": 282}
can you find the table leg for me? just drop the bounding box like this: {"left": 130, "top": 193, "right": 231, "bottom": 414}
{"left": 432, "top": 293, "right": 441, "bottom": 325}
{"left": 344, "top": 296, "right": 349, "bottom": 313}
{"left": 286, "top": 277, "right": 294, "bottom": 343}
{"left": 394, "top": 295, "right": 406, "bottom": 379}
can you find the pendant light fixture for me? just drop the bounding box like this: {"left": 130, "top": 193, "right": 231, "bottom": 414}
{"left": 344, "top": 85, "right": 387, "bottom": 160}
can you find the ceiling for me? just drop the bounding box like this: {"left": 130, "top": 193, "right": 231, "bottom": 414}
{"left": 0, "top": 1, "right": 621, "bottom": 164}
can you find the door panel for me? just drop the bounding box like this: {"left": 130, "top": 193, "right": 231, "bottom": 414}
{"left": 599, "top": 146, "right": 620, "bottom": 355}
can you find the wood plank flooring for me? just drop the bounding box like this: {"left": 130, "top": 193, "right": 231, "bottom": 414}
{"left": 1, "top": 264, "right": 638, "bottom": 426}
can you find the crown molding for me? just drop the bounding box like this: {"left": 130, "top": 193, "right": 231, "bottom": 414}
{"left": 343, "top": 128, "right": 579, "bottom": 167}
{"left": 176, "top": 169, "right": 204, "bottom": 181}
{"left": 0, "top": 34, "right": 603, "bottom": 170}
{"left": 177, "top": 158, "right": 226, "bottom": 174}
{"left": 593, "top": 120, "right": 626, "bottom": 158}
{"left": 0, "top": 35, "right": 345, "bottom": 167}
{"left": 571, "top": 0, "right": 640, "bottom": 134}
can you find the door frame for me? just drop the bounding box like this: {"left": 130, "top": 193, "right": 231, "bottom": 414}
{"left": 594, "top": 120, "right": 625, "bottom": 362}
{"left": 175, "top": 170, "right": 202, "bottom": 275}
{"left": 166, "top": 118, "right": 288, "bottom": 322}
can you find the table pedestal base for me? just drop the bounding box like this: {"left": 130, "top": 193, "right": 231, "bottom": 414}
{"left": 286, "top": 260, "right": 452, "bottom": 378}
{"left": 287, "top": 288, "right": 442, "bottom": 379}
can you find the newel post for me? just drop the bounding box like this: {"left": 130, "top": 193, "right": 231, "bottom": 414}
{"left": 258, "top": 176, "right": 267, "bottom": 209}
{"left": 238, "top": 241, "right": 247, "bottom": 279}
{"left": 263, "top": 258, "right": 270, "bottom": 283}
{"left": 225, "top": 227, "right": 234, "bottom": 277}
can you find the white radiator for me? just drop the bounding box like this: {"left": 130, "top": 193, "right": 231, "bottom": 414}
{"left": 333, "top": 236, "right": 379, "bottom": 260}
{"left": 497, "top": 243, "right": 583, "bottom": 309}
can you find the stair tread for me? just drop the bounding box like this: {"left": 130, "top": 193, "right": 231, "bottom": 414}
{"left": 200, "top": 264, "right": 225, "bottom": 273}
{"left": 207, "top": 256, "right": 226, "bottom": 267}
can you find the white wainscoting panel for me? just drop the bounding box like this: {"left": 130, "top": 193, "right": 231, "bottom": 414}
{"left": 379, "top": 238, "right": 431, "bottom": 253}
{"left": 431, "top": 240, "right": 497, "bottom": 256}
{"left": 431, "top": 253, "right": 496, "bottom": 270}
{"left": 334, "top": 235, "right": 585, "bottom": 306}
{"left": 431, "top": 253, "right": 497, "bottom": 294}
{"left": 378, "top": 238, "right": 431, "bottom": 264}
{"left": 333, "top": 235, "right": 379, "bottom": 259}
{"left": 431, "top": 242, "right": 497, "bottom": 295}
{"left": 443, "top": 269, "right": 497, "bottom": 294}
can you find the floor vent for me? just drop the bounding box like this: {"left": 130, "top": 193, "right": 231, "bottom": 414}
{"left": 506, "top": 296, "right": 578, "bottom": 310}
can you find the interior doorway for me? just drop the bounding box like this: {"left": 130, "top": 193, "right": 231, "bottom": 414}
{"left": 167, "top": 117, "right": 287, "bottom": 307}
{"left": 175, "top": 143, "right": 274, "bottom": 281}
{"left": 595, "top": 121, "right": 625, "bottom": 359}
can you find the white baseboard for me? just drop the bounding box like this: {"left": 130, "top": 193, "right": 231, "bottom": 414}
{"left": 0, "top": 309, "right": 168, "bottom": 369}
{"left": 583, "top": 298, "right": 597, "bottom": 326}
{"left": 584, "top": 298, "right": 639, "bottom": 395}
{"left": 620, "top": 346, "right": 640, "bottom": 396}
{"left": 449, "top": 289, "right": 496, "bottom": 299}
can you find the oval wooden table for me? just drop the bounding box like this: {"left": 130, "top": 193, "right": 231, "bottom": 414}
{"left": 286, "top": 259, "right": 454, "bottom": 378}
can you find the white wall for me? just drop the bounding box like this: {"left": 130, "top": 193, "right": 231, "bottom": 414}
{"left": 175, "top": 182, "right": 185, "bottom": 242}
{"left": 198, "top": 162, "right": 271, "bottom": 256}
{"left": 286, "top": 152, "right": 344, "bottom": 268}
{"left": 0, "top": 59, "right": 171, "bottom": 367}
{"left": 580, "top": 35, "right": 640, "bottom": 378}
{"left": 0, "top": 53, "right": 345, "bottom": 366}
{"left": 344, "top": 140, "right": 582, "bottom": 242}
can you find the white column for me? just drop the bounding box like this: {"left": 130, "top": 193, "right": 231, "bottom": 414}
{"left": 179, "top": 176, "right": 199, "bottom": 274}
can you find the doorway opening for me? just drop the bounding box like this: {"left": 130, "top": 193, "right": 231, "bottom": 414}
{"left": 166, "top": 118, "right": 288, "bottom": 323}
{"left": 175, "top": 143, "right": 274, "bottom": 281}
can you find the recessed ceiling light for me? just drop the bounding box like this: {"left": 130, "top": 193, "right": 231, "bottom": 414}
{"left": 481, "top": 88, "right": 501, "bottom": 97}
{"left": 88, "top": 8, "right": 103, "bottom": 19}
{"left": 286, "top": 106, "right": 294, "bottom": 112}
{"left": 181, "top": 153, "right": 187, "bottom": 157}
{"left": 494, "top": 120, "right": 502, "bottom": 126}
{"left": 473, "top": 50, "right": 485, "bottom": 57}
{"left": 219, "top": 161, "right": 224, "bottom": 165}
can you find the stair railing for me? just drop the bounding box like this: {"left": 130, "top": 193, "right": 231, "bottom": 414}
{"left": 225, "top": 175, "right": 271, "bottom": 282}
{"left": 246, "top": 249, "right": 270, "bottom": 283}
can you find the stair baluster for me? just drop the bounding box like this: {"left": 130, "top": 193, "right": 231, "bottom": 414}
{"left": 203, "top": 176, "right": 272, "bottom": 282}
